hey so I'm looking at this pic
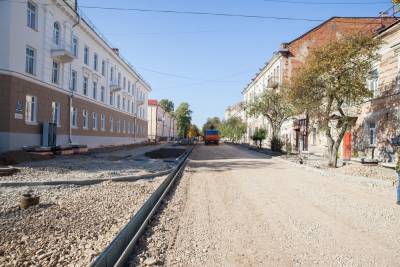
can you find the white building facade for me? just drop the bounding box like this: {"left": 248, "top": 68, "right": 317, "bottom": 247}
{"left": 147, "top": 100, "right": 177, "bottom": 142}
{"left": 0, "top": 0, "right": 150, "bottom": 151}
{"left": 242, "top": 52, "right": 285, "bottom": 145}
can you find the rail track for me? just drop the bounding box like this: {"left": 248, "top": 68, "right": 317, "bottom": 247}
{"left": 90, "top": 146, "right": 194, "bottom": 267}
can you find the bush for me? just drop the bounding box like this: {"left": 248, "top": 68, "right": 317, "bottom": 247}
{"left": 271, "top": 136, "right": 284, "bottom": 152}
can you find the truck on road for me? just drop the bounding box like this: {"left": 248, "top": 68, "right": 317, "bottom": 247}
{"left": 204, "top": 129, "right": 220, "bottom": 145}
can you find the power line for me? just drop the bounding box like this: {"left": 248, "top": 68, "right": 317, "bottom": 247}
{"left": 263, "top": 0, "right": 389, "bottom": 5}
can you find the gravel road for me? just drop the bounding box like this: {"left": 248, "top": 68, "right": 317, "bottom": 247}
{"left": 135, "top": 143, "right": 400, "bottom": 266}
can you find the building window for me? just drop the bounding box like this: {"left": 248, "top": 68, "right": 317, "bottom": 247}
{"left": 70, "top": 70, "right": 77, "bottom": 91}
{"left": 110, "top": 116, "right": 114, "bottom": 132}
{"left": 110, "top": 67, "right": 114, "bottom": 82}
{"left": 122, "top": 97, "right": 125, "bottom": 110}
{"left": 72, "top": 36, "right": 78, "bottom": 57}
{"left": 123, "top": 77, "right": 126, "bottom": 90}
{"left": 118, "top": 73, "right": 121, "bottom": 86}
{"left": 127, "top": 100, "right": 130, "bottom": 112}
{"left": 128, "top": 81, "right": 131, "bottom": 93}
{"left": 92, "top": 112, "right": 98, "bottom": 130}
{"left": 83, "top": 76, "right": 88, "bottom": 95}
{"left": 94, "top": 53, "right": 98, "bottom": 71}
{"left": 109, "top": 92, "right": 114, "bottom": 105}
{"left": 27, "top": 1, "right": 37, "bottom": 30}
{"left": 53, "top": 22, "right": 60, "bottom": 46}
{"left": 117, "top": 120, "right": 121, "bottom": 133}
{"left": 93, "top": 81, "right": 97, "bottom": 99}
{"left": 123, "top": 120, "right": 126, "bottom": 133}
{"left": 71, "top": 107, "right": 78, "bottom": 128}
{"left": 117, "top": 95, "right": 121, "bottom": 109}
{"left": 25, "top": 46, "right": 36, "bottom": 75}
{"left": 101, "top": 86, "right": 105, "bottom": 102}
{"left": 101, "top": 113, "right": 105, "bottom": 131}
{"left": 52, "top": 61, "right": 59, "bottom": 84}
{"left": 83, "top": 110, "right": 88, "bottom": 129}
{"left": 25, "top": 95, "right": 37, "bottom": 123}
{"left": 51, "top": 101, "right": 61, "bottom": 126}
{"left": 369, "top": 122, "right": 376, "bottom": 146}
{"left": 101, "top": 60, "right": 105, "bottom": 76}
{"left": 368, "top": 69, "right": 379, "bottom": 97}
{"left": 84, "top": 46, "right": 89, "bottom": 65}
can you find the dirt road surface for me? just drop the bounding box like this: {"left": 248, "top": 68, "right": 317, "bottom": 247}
{"left": 137, "top": 143, "right": 400, "bottom": 266}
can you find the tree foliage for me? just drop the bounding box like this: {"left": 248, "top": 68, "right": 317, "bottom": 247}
{"left": 188, "top": 124, "right": 201, "bottom": 138}
{"left": 220, "top": 117, "right": 247, "bottom": 142}
{"left": 290, "top": 34, "right": 381, "bottom": 167}
{"left": 251, "top": 128, "right": 267, "bottom": 148}
{"left": 247, "top": 88, "right": 294, "bottom": 143}
{"left": 159, "top": 99, "right": 175, "bottom": 114}
{"left": 202, "top": 117, "right": 221, "bottom": 134}
{"left": 175, "top": 102, "right": 192, "bottom": 138}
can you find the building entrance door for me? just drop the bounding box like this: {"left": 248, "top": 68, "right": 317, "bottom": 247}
{"left": 343, "top": 131, "right": 352, "bottom": 161}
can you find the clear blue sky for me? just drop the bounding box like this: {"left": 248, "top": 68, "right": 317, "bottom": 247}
{"left": 78, "top": 0, "right": 393, "bottom": 126}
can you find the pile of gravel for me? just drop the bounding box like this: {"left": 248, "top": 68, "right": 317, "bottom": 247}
{"left": 0, "top": 178, "right": 164, "bottom": 266}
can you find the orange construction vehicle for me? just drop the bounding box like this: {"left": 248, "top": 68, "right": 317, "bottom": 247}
{"left": 204, "top": 129, "right": 220, "bottom": 145}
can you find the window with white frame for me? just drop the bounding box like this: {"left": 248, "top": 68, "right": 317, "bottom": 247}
{"left": 101, "top": 60, "right": 105, "bottom": 76}
{"left": 109, "top": 92, "right": 114, "bottom": 105}
{"left": 128, "top": 81, "right": 131, "bottom": 93}
{"left": 101, "top": 86, "right": 105, "bottom": 102}
{"left": 84, "top": 46, "right": 89, "bottom": 65}
{"left": 25, "top": 95, "right": 37, "bottom": 123}
{"left": 92, "top": 112, "right": 98, "bottom": 130}
{"left": 123, "top": 77, "right": 126, "bottom": 90}
{"left": 123, "top": 120, "right": 126, "bottom": 133}
{"left": 72, "top": 36, "right": 78, "bottom": 57}
{"left": 52, "top": 61, "right": 59, "bottom": 84}
{"left": 83, "top": 110, "right": 88, "bottom": 129}
{"left": 25, "top": 46, "right": 36, "bottom": 75}
{"left": 53, "top": 22, "right": 60, "bottom": 46}
{"left": 118, "top": 120, "right": 121, "bottom": 133}
{"left": 110, "top": 116, "right": 114, "bottom": 132}
{"left": 368, "top": 69, "right": 379, "bottom": 97}
{"left": 101, "top": 113, "right": 105, "bottom": 131}
{"left": 70, "top": 70, "right": 77, "bottom": 91}
{"left": 94, "top": 53, "right": 98, "bottom": 71}
{"left": 369, "top": 122, "right": 376, "bottom": 146}
{"left": 71, "top": 107, "right": 78, "bottom": 128}
{"left": 127, "top": 100, "right": 130, "bottom": 112}
{"left": 117, "top": 95, "right": 121, "bottom": 109}
{"left": 110, "top": 67, "right": 114, "bottom": 82}
{"left": 83, "top": 76, "right": 88, "bottom": 95}
{"left": 118, "top": 73, "right": 121, "bottom": 86}
{"left": 27, "top": 1, "right": 37, "bottom": 30}
{"left": 122, "top": 97, "right": 125, "bottom": 110}
{"left": 51, "top": 101, "right": 61, "bottom": 126}
{"left": 93, "top": 81, "right": 97, "bottom": 99}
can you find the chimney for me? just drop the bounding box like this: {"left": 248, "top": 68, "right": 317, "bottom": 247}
{"left": 112, "top": 48, "right": 119, "bottom": 55}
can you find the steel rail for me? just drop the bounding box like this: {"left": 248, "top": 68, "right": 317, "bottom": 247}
{"left": 90, "top": 146, "right": 194, "bottom": 267}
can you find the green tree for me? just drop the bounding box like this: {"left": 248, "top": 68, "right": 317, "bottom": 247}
{"left": 251, "top": 128, "right": 267, "bottom": 148}
{"left": 159, "top": 99, "right": 175, "bottom": 114}
{"left": 247, "top": 88, "right": 294, "bottom": 151}
{"left": 188, "top": 124, "right": 200, "bottom": 138}
{"left": 175, "top": 102, "right": 192, "bottom": 138}
{"left": 202, "top": 117, "right": 222, "bottom": 134}
{"left": 220, "top": 117, "right": 247, "bottom": 142}
{"left": 290, "top": 34, "right": 381, "bottom": 167}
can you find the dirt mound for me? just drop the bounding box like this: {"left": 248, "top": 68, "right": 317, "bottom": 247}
{"left": 0, "top": 150, "right": 52, "bottom": 166}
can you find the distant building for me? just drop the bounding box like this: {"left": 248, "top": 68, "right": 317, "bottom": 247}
{"left": 224, "top": 102, "right": 245, "bottom": 122}
{"left": 147, "top": 99, "right": 177, "bottom": 142}
{"left": 0, "top": 0, "right": 150, "bottom": 152}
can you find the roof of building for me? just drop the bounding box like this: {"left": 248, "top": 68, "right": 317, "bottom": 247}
{"left": 148, "top": 99, "right": 158, "bottom": 106}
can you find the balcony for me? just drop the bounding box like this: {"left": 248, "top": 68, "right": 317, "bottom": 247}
{"left": 110, "top": 81, "right": 122, "bottom": 92}
{"left": 51, "top": 44, "right": 74, "bottom": 63}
